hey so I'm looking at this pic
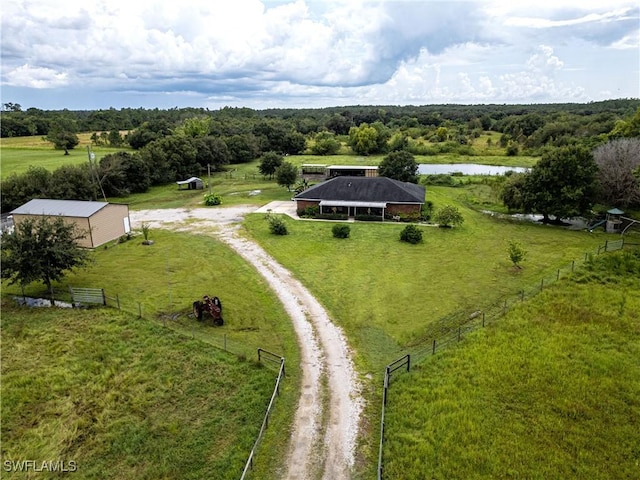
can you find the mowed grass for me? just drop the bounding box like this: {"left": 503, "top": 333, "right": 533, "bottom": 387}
{"left": 2, "top": 229, "right": 300, "bottom": 364}
{"left": 382, "top": 250, "right": 640, "bottom": 480}
{"left": 241, "top": 187, "right": 616, "bottom": 372}
{"left": 1, "top": 302, "right": 279, "bottom": 479}
{"left": 0, "top": 134, "right": 130, "bottom": 179}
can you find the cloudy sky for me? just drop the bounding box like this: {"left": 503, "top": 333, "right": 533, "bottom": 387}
{"left": 2, "top": 0, "right": 639, "bottom": 110}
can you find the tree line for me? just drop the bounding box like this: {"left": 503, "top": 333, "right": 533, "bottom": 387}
{"left": 1, "top": 101, "right": 639, "bottom": 217}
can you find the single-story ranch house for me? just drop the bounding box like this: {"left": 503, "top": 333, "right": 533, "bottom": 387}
{"left": 10, "top": 199, "right": 131, "bottom": 248}
{"left": 294, "top": 176, "right": 426, "bottom": 220}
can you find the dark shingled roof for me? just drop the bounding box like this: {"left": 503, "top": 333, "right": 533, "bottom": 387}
{"left": 294, "top": 176, "right": 425, "bottom": 203}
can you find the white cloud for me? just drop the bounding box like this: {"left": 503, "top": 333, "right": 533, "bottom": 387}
{"left": 5, "top": 64, "right": 69, "bottom": 89}
{"left": 1, "top": 0, "right": 637, "bottom": 108}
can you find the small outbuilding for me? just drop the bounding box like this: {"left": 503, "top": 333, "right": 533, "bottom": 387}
{"left": 176, "top": 177, "right": 204, "bottom": 190}
{"left": 10, "top": 199, "right": 131, "bottom": 248}
{"left": 606, "top": 208, "right": 624, "bottom": 233}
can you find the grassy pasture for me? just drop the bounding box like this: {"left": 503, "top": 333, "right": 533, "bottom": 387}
{"left": 1, "top": 133, "right": 130, "bottom": 179}
{"left": 382, "top": 250, "right": 640, "bottom": 479}
{"left": 2, "top": 229, "right": 300, "bottom": 364}
{"left": 1, "top": 228, "right": 301, "bottom": 479}
{"left": 0, "top": 302, "right": 283, "bottom": 480}
{"left": 241, "top": 188, "right": 617, "bottom": 372}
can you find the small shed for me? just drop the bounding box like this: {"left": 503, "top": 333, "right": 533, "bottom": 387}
{"left": 176, "top": 177, "right": 204, "bottom": 190}
{"left": 10, "top": 199, "right": 131, "bottom": 248}
{"left": 326, "top": 165, "right": 379, "bottom": 178}
{"left": 606, "top": 208, "right": 624, "bottom": 233}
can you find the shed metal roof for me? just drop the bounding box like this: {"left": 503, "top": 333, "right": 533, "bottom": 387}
{"left": 11, "top": 199, "right": 110, "bottom": 218}
{"left": 176, "top": 177, "right": 203, "bottom": 185}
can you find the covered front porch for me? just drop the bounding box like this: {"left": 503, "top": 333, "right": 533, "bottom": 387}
{"left": 319, "top": 200, "right": 387, "bottom": 219}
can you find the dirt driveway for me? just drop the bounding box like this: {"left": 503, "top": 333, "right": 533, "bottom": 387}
{"left": 129, "top": 204, "right": 364, "bottom": 480}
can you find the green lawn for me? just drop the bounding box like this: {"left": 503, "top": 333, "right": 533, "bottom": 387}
{"left": 382, "top": 250, "right": 640, "bottom": 479}
{"left": 241, "top": 188, "right": 617, "bottom": 372}
{"left": 1, "top": 134, "right": 130, "bottom": 179}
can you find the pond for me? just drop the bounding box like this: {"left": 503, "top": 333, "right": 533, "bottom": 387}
{"left": 418, "top": 163, "right": 528, "bottom": 175}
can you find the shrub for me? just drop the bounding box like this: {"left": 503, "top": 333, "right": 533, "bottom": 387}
{"left": 507, "top": 240, "right": 527, "bottom": 268}
{"left": 268, "top": 216, "right": 288, "bottom": 235}
{"left": 298, "top": 206, "right": 319, "bottom": 218}
{"left": 354, "top": 214, "right": 381, "bottom": 222}
{"left": 421, "top": 201, "right": 434, "bottom": 221}
{"left": 435, "top": 205, "right": 464, "bottom": 228}
{"left": 332, "top": 224, "right": 351, "bottom": 239}
{"left": 203, "top": 193, "right": 222, "bottom": 206}
{"left": 400, "top": 224, "right": 423, "bottom": 244}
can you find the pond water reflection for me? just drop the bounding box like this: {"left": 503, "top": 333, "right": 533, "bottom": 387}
{"left": 418, "top": 163, "right": 528, "bottom": 175}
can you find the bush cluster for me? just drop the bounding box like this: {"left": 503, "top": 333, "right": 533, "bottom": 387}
{"left": 332, "top": 224, "right": 351, "bottom": 238}
{"left": 400, "top": 224, "right": 423, "bottom": 244}
{"left": 203, "top": 193, "right": 222, "bottom": 206}
{"left": 268, "top": 216, "right": 288, "bottom": 235}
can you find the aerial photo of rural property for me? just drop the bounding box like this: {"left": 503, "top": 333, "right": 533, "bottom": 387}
{"left": 1, "top": 1, "right": 639, "bottom": 479}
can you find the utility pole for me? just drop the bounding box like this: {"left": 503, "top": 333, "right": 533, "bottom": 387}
{"left": 87, "top": 146, "right": 107, "bottom": 201}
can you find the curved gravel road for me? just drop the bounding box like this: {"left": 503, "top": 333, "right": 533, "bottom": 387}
{"left": 129, "top": 205, "right": 364, "bottom": 480}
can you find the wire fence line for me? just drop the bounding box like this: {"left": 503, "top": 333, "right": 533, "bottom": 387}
{"left": 91, "top": 293, "right": 288, "bottom": 480}
{"left": 377, "top": 239, "right": 630, "bottom": 479}
{"left": 62, "top": 287, "right": 289, "bottom": 480}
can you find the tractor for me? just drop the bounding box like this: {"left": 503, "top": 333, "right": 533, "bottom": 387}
{"left": 193, "top": 295, "right": 224, "bottom": 326}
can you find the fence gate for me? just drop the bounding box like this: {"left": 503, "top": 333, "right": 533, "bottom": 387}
{"left": 69, "top": 287, "right": 106, "bottom": 306}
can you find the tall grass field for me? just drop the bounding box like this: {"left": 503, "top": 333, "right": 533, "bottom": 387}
{"left": 1, "top": 304, "right": 280, "bottom": 479}
{"left": 382, "top": 250, "right": 640, "bottom": 479}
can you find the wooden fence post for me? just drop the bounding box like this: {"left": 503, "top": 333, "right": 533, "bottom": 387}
{"left": 432, "top": 339, "right": 436, "bottom": 354}
{"left": 138, "top": 302, "right": 142, "bottom": 318}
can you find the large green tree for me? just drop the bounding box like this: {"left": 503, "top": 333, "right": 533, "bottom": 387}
{"left": 1, "top": 216, "right": 92, "bottom": 304}
{"left": 0, "top": 166, "right": 52, "bottom": 213}
{"left": 258, "top": 151, "right": 284, "bottom": 179}
{"left": 521, "top": 146, "right": 598, "bottom": 222}
{"left": 378, "top": 151, "right": 419, "bottom": 183}
{"left": 311, "top": 131, "right": 341, "bottom": 155}
{"left": 348, "top": 123, "right": 379, "bottom": 155}
{"left": 98, "top": 151, "right": 151, "bottom": 196}
{"left": 275, "top": 161, "right": 298, "bottom": 191}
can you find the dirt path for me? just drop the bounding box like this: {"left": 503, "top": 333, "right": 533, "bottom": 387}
{"left": 129, "top": 206, "right": 363, "bottom": 480}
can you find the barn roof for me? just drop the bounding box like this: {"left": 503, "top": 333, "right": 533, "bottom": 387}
{"left": 294, "top": 176, "right": 425, "bottom": 204}
{"left": 11, "top": 199, "right": 110, "bottom": 218}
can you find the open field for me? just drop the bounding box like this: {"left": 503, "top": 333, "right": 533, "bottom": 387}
{"left": 241, "top": 188, "right": 619, "bottom": 372}
{"left": 382, "top": 250, "right": 640, "bottom": 479}
{"left": 1, "top": 302, "right": 284, "bottom": 479}
{"left": 1, "top": 133, "right": 130, "bottom": 179}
